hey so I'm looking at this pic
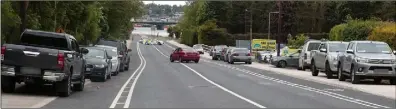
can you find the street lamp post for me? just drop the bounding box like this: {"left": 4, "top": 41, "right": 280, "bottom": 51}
{"left": 267, "top": 11, "right": 279, "bottom": 50}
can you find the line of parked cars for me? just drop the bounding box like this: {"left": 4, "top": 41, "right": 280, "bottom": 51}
{"left": 1, "top": 29, "right": 132, "bottom": 97}
{"left": 209, "top": 45, "right": 253, "bottom": 64}
{"left": 266, "top": 39, "right": 396, "bottom": 85}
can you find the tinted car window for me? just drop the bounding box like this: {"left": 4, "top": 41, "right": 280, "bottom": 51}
{"left": 307, "top": 42, "right": 321, "bottom": 51}
{"left": 84, "top": 48, "right": 105, "bottom": 59}
{"left": 20, "top": 34, "right": 68, "bottom": 50}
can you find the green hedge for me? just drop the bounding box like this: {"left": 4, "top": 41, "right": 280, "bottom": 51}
{"left": 329, "top": 24, "right": 347, "bottom": 41}
{"left": 329, "top": 20, "right": 384, "bottom": 41}
{"left": 367, "top": 22, "right": 396, "bottom": 49}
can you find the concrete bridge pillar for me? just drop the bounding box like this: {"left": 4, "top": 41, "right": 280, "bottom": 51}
{"left": 156, "top": 24, "right": 164, "bottom": 30}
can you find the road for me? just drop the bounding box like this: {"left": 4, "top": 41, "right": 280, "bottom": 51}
{"left": 4, "top": 34, "right": 395, "bottom": 108}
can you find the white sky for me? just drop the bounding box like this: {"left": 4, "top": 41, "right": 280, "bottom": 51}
{"left": 143, "top": 1, "right": 186, "bottom": 6}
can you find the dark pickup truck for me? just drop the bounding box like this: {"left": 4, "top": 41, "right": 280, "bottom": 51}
{"left": 1, "top": 29, "right": 89, "bottom": 97}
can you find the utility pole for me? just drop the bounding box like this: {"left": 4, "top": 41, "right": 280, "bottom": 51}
{"left": 276, "top": 1, "right": 282, "bottom": 56}
{"left": 19, "top": 1, "right": 29, "bottom": 33}
{"left": 249, "top": 1, "right": 253, "bottom": 54}
{"left": 268, "top": 12, "right": 279, "bottom": 50}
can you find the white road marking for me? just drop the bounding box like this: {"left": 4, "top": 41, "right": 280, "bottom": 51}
{"left": 163, "top": 42, "right": 391, "bottom": 108}
{"left": 152, "top": 45, "right": 266, "bottom": 108}
{"left": 109, "top": 43, "right": 146, "bottom": 108}
{"left": 124, "top": 43, "right": 147, "bottom": 108}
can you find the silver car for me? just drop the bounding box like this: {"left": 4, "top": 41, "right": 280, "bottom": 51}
{"left": 338, "top": 41, "right": 396, "bottom": 85}
{"left": 223, "top": 47, "right": 235, "bottom": 62}
{"left": 227, "top": 48, "right": 252, "bottom": 64}
{"left": 271, "top": 51, "right": 301, "bottom": 68}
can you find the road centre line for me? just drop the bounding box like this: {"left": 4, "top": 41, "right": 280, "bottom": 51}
{"left": 162, "top": 42, "right": 390, "bottom": 108}
{"left": 110, "top": 42, "right": 146, "bottom": 108}
{"left": 152, "top": 45, "right": 266, "bottom": 108}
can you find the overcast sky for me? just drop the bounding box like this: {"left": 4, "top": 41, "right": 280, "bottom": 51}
{"left": 143, "top": 1, "right": 186, "bottom": 6}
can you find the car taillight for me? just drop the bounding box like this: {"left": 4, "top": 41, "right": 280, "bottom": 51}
{"left": 57, "top": 53, "right": 65, "bottom": 70}
{"left": 1, "top": 46, "right": 5, "bottom": 60}
{"left": 247, "top": 53, "right": 251, "bottom": 56}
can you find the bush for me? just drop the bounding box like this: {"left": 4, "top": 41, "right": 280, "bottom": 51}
{"left": 329, "top": 24, "right": 347, "bottom": 41}
{"left": 367, "top": 22, "right": 396, "bottom": 49}
{"left": 287, "top": 34, "right": 308, "bottom": 49}
{"left": 197, "top": 19, "right": 230, "bottom": 46}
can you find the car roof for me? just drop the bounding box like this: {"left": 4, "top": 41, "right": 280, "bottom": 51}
{"left": 351, "top": 40, "right": 387, "bottom": 44}
{"left": 326, "top": 41, "right": 349, "bottom": 44}
{"left": 24, "top": 29, "right": 76, "bottom": 40}
{"left": 95, "top": 45, "right": 117, "bottom": 49}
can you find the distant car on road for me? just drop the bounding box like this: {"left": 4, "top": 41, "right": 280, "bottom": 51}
{"left": 82, "top": 47, "right": 112, "bottom": 82}
{"left": 227, "top": 48, "right": 252, "bottom": 64}
{"left": 170, "top": 47, "right": 200, "bottom": 63}
{"left": 95, "top": 45, "right": 121, "bottom": 75}
{"left": 310, "top": 41, "right": 348, "bottom": 79}
{"left": 211, "top": 45, "right": 227, "bottom": 60}
{"left": 193, "top": 44, "right": 204, "bottom": 54}
{"left": 1, "top": 29, "right": 89, "bottom": 97}
{"left": 271, "top": 50, "right": 301, "bottom": 68}
{"left": 338, "top": 41, "right": 396, "bottom": 85}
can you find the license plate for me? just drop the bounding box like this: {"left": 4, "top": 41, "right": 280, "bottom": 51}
{"left": 20, "top": 67, "right": 41, "bottom": 74}
{"left": 86, "top": 68, "right": 91, "bottom": 71}
{"left": 374, "top": 69, "right": 389, "bottom": 73}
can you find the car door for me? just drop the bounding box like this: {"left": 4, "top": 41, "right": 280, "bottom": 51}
{"left": 70, "top": 39, "right": 83, "bottom": 76}
{"left": 287, "top": 52, "right": 300, "bottom": 66}
{"left": 171, "top": 48, "right": 180, "bottom": 60}
{"left": 317, "top": 43, "right": 327, "bottom": 68}
{"left": 344, "top": 42, "right": 355, "bottom": 72}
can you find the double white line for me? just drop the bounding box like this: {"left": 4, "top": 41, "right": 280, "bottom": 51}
{"left": 110, "top": 42, "right": 147, "bottom": 108}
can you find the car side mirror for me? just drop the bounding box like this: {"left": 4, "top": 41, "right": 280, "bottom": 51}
{"left": 107, "top": 56, "right": 112, "bottom": 59}
{"left": 346, "top": 49, "right": 354, "bottom": 54}
{"left": 319, "top": 48, "right": 327, "bottom": 52}
{"left": 80, "top": 48, "right": 89, "bottom": 54}
{"left": 393, "top": 50, "right": 396, "bottom": 55}
{"left": 127, "top": 49, "right": 132, "bottom": 52}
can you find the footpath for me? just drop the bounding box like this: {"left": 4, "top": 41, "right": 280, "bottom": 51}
{"left": 166, "top": 40, "right": 396, "bottom": 100}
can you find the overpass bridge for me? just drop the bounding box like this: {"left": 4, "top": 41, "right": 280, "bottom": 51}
{"left": 132, "top": 21, "right": 178, "bottom": 30}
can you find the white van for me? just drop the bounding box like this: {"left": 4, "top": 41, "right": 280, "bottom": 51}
{"left": 298, "top": 40, "right": 321, "bottom": 70}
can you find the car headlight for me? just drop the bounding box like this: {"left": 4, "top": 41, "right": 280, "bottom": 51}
{"left": 356, "top": 57, "right": 369, "bottom": 63}
{"left": 95, "top": 64, "right": 105, "bottom": 68}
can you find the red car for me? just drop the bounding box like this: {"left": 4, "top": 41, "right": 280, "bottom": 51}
{"left": 170, "top": 47, "right": 200, "bottom": 63}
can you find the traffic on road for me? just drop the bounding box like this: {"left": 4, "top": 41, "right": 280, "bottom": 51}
{"left": 2, "top": 1, "right": 396, "bottom": 108}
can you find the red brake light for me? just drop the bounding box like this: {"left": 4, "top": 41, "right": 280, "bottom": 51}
{"left": 57, "top": 53, "right": 65, "bottom": 70}
{"left": 247, "top": 53, "right": 251, "bottom": 56}
{"left": 1, "top": 46, "right": 5, "bottom": 60}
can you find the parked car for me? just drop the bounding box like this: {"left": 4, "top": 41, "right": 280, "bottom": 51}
{"left": 298, "top": 40, "right": 321, "bottom": 70}
{"left": 95, "top": 45, "right": 121, "bottom": 75}
{"left": 227, "top": 48, "right": 252, "bottom": 64}
{"left": 1, "top": 29, "right": 89, "bottom": 97}
{"left": 271, "top": 50, "right": 301, "bottom": 68}
{"left": 96, "top": 39, "right": 130, "bottom": 71}
{"left": 224, "top": 47, "right": 236, "bottom": 62}
{"left": 310, "top": 41, "right": 348, "bottom": 79}
{"left": 82, "top": 47, "right": 112, "bottom": 82}
{"left": 211, "top": 45, "right": 228, "bottom": 60}
{"left": 338, "top": 41, "right": 396, "bottom": 85}
{"left": 170, "top": 47, "right": 200, "bottom": 63}
{"left": 256, "top": 50, "right": 274, "bottom": 63}
{"left": 193, "top": 44, "right": 204, "bottom": 54}
{"left": 220, "top": 47, "right": 229, "bottom": 60}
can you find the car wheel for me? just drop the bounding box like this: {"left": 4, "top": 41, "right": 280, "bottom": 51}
{"left": 351, "top": 66, "right": 360, "bottom": 84}
{"left": 279, "top": 61, "right": 287, "bottom": 68}
{"left": 373, "top": 78, "right": 381, "bottom": 84}
{"left": 57, "top": 76, "right": 72, "bottom": 97}
{"left": 325, "top": 62, "right": 334, "bottom": 79}
{"left": 72, "top": 74, "right": 85, "bottom": 91}
{"left": 311, "top": 62, "right": 319, "bottom": 76}
{"left": 194, "top": 60, "right": 199, "bottom": 63}
{"left": 107, "top": 72, "right": 112, "bottom": 80}
{"left": 390, "top": 79, "right": 396, "bottom": 85}
{"left": 230, "top": 60, "right": 234, "bottom": 64}
{"left": 338, "top": 64, "right": 346, "bottom": 81}
{"left": 170, "top": 57, "right": 174, "bottom": 62}
{"left": 1, "top": 76, "right": 16, "bottom": 93}
{"left": 119, "top": 64, "right": 125, "bottom": 72}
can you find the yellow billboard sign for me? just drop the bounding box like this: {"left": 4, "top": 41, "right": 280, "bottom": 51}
{"left": 251, "top": 39, "right": 276, "bottom": 50}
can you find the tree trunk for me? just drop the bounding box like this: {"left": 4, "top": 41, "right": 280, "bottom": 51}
{"left": 19, "top": 1, "right": 29, "bottom": 33}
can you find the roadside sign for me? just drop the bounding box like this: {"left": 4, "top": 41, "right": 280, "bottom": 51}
{"left": 251, "top": 39, "right": 276, "bottom": 50}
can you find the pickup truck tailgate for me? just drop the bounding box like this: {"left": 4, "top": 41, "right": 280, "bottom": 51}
{"left": 3, "top": 44, "right": 61, "bottom": 70}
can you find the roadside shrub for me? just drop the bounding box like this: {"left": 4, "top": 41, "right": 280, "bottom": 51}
{"left": 329, "top": 24, "right": 347, "bottom": 41}
{"left": 367, "top": 22, "right": 396, "bottom": 49}
{"left": 288, "top": 34, "right": 308, "bottom": 49}
{"left": 342, "top": 20, "right": 381, "bottom": 41}
{"left": 197, "top": 19, "right": 229, "bottom": 46}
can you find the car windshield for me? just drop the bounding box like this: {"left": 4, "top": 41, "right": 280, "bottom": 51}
{"left": 84, "top": 48, "right": 105, "bottom": 59}
{"left": 356, "top": 43, "right": 392, "bottom": 53}
{"left": 307, "top": 42, "right": 321, "bottom": 51}
{"left": 328, "top": 43, "right": 348, "bottom": 52}
{"left": 193, "top": 45, "right": 203, "bottom": 49}
{"left": 215, "top": 45, "right": 227, "bottom": 50}
{"left": 182, "top": 48, "right": 196, "bottom": 52}
{"left": 233, "top": 49, "right": 249, "bottom": 53}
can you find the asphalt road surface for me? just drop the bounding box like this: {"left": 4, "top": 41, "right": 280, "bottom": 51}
{"left": 39, "top": 34, "right": 395, "bottom": 108}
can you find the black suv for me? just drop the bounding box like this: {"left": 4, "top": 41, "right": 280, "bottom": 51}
{"left": 96, "top": 39, "right": 131, "bottom": 71}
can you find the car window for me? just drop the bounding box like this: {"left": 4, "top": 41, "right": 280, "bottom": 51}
{"left": 356, "top": 43, "right": 391, "bottom": 53}
{"left": 329, "top": 43, "right": 348, "bottom": 52}
{"left": 84, "top": 48, "right": 105, "bottom": 59}
{"left": 97, "top": 40, "right": 121, "bottom": 50}
{"left": 182, "top": 48, "right": 195, "bottom": 52}
{"left": 20, "top": 33, "right": 69, "bottom": 50}
{"left": 307, "top": 42, "right": 321, "bottom": 51}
